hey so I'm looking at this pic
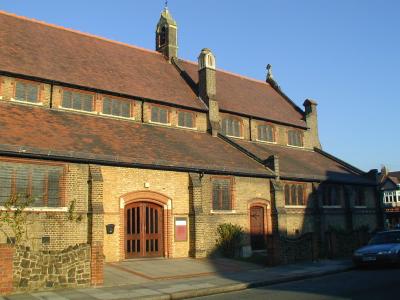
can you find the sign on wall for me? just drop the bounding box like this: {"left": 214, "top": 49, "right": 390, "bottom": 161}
{"left": 175, "top": 217, "right": 187, "bottom": 242}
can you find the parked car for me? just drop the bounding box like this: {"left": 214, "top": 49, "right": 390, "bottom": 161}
{"left": 353, "top": 230, "right": 400, "bottom": 267}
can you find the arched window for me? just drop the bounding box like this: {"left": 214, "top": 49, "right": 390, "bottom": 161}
{"left": 288, "top": 130, "right": 303, "bottom": 147}
{"left": 322, "top": 184, "right": 341, "bottom": 206}
{"left": 159, "top": 26, "right": 167, "bottom": 47}
{"left": 257, "top": 124, "right": 275, "bottom": 142}
{"left": 221, "top": 117, "right": 242, "bottom": 137}
{"left": 284, "top": 183, "right": 306, "bottom": 206}
{"left": 207, "top": 55, "right": 214, "bottom": 67}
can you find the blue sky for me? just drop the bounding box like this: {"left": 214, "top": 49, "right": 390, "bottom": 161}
{"left": 1, "top": 0, "right": 399, "bottom": 172}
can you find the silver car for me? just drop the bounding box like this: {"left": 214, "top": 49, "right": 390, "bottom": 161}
{"left": 353, "top": 230, "right": 400, "bottom": 266}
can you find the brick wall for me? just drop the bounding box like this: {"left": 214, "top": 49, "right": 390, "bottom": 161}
{"left": 267, "top": 233, "right": 319, "bottom": 265}
{"left": 0, "top": 244, "right": 15, "bottom": 294}
{"left": 325, "top": 230, "right": 371, "bottom": 258}
{"left": 0, "top": 159, "right": 89, "bottom": 251}
{"left": 190, "top": 174, "right": 271, "bottom": 257}
{"left": 101, "top": 166, "right": 191, "bottom": 262}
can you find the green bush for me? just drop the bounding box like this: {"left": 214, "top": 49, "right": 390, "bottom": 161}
{"left": 216, "top": 223, "right": 244, "bottom": 258}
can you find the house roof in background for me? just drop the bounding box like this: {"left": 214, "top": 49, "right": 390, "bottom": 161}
{"left": 0, "top": 102, "right": 273, "bottom": 177}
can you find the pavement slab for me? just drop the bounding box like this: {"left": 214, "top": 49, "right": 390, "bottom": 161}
{"left": 3, "top": 259, "right": 353, "bottom": 300}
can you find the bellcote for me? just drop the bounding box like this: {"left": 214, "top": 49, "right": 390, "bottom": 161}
{"left": 156, "top": 7, "right": 178, "bottom": 60}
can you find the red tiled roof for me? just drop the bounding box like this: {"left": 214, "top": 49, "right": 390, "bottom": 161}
{"left": 231, "top": 139, "right": 374, "bottom": 184}
{"left": 389, "top": 172, "right": 400, "bottom": 181}
{"left": 388, "top": 175, "right": 400, "bottom": 185}
{"left": 177, "top": 60, "right": 307, "bottom": 128}
{"left": 0, "top": 102, "right": 272, "bottom": 176}
{"left": 0, "top": 11, "right": 306, "bottom": 127}
{"left": 0, "top": 11, "right": 205, "bottom": 110}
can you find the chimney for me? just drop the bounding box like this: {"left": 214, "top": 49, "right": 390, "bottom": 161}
{"left": 265, "top": 155, "right": 280, "bottom": 180}
{"left": 198, "top": 48, "right": 220, "bottom": 136}
{"left": 303, "top": 99, "right": 322, "bottom": 149}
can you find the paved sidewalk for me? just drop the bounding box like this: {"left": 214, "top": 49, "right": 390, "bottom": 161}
{"left": 3, "top": 259, "right": 352, "bottom": 300}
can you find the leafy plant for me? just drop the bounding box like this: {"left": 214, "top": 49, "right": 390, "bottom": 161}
{"left": 0, "top": 194, "right": 34, "bottom": 245}
{"left": 68, "top": 199, "right": 82, "bottom": 222}
{"left": 215, "top": 223, "right": 244, "bottom": 258}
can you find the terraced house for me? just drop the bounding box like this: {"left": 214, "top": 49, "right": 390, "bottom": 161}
{"left": 0, "top": 8, "right": 380, "bottom": 290}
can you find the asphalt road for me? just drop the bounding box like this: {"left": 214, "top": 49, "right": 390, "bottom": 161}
{"left": 196, "top": 267, "right": 400, "bottom": 300}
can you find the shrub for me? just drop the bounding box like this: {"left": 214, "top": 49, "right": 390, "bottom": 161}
{"left": 216, "top": 223, "right": 244, "bottom": 258}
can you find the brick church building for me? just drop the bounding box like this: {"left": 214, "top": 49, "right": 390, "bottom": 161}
{"left": 0, "top": 8, "right": 380, "bottom": 289}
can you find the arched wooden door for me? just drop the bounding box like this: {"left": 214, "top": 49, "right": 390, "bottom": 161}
{"left": 250, "top": 205, "right": 266, "bottom": 250}
{"left": 125, "top": 202, "right": 164, "bottom": 258}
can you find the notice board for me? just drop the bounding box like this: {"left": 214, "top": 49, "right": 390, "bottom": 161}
{"left": 175, "top": 217, "right": 187, "bottom": 242}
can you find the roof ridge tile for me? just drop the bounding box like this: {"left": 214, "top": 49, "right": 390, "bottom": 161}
{"left": 178, "top": 58, "right": 273, "bottom": 87}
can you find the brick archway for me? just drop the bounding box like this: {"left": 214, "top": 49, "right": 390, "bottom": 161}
{"left": 248, "top": 198, "right": 272, "bottom": 250}
{"left": 119, "top": 191, "right": 172, "bottom": 259}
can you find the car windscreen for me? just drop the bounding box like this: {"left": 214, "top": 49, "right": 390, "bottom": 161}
{"left": 369, "top": 232, "right": 400, "bottom": 245}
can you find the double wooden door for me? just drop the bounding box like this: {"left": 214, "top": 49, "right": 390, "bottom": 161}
{"left": 250, "top": 206, "right": 266, "bottom": 250}
{"left": 125, "top": 202, "right": 164, "bottom": 258}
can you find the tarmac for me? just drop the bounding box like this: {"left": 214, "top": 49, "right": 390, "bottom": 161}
{"left": 2, "top": 258, "right": 353, "bottom": 300}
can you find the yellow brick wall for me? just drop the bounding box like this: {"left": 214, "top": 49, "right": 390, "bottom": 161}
{"left": 198, "top": 175, "right": 271, "bottom": 255}
{"left": 101, "top": 166, "right": 191, "bottom": 262}
{"left": 285, "top": 212, "right": 315, "bottom": 236}
{"left": 0, "top": 159, "right": 89, "bottom": 251}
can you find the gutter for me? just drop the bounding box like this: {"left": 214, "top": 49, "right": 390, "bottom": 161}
{"left": 0, "top": 148, "right": 274, "bottom": 179}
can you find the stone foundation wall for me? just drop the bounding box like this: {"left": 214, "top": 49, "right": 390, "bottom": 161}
{"left": 13, "top": 244, "right": 91, "bottom": 292}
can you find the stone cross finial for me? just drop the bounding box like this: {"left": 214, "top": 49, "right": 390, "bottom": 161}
{"left": 266, "top": 64, "right": 274, "bottom": 81}
{"left": 165, "top": 0, "right": 168, "bottom": 9}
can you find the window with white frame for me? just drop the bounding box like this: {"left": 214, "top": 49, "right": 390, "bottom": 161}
{"left": 102, "top": 97, "right": 131, "bottom": 118}
{"left": 62, "top": 90, "right": 93, "bottom": 112}
{"left": 221, "top": 117, "right": 241, "bottom": 137}
{"left": 288, "top": 130, "right": 303, "bottom": 147}
{"left": 14, "top": 81, "right": 40, "bottom": 103}
{"left": 257, "top": 124, "right": 275, "bottom": 142}
{"left": 151, "top": 106, "right": 169, "bottom": 124}
{"left": 178, "top": 111, "right": 195, "bottom": 128}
